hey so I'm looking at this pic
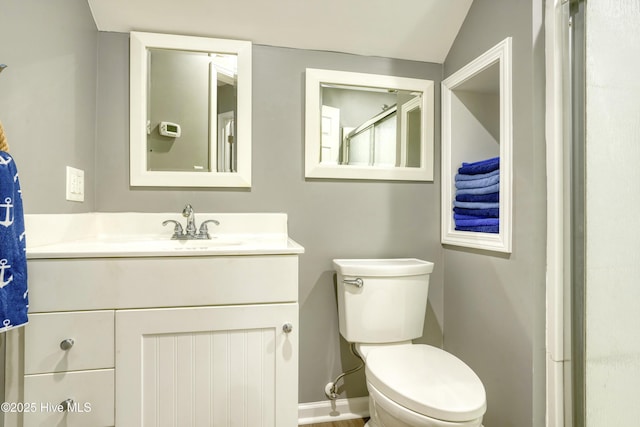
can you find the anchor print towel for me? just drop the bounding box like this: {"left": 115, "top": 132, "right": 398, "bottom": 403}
{"left": 0, "top": 151, "right": 28, "bottom": 331}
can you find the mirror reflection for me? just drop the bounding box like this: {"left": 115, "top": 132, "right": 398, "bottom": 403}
{"left": 305, "top": 68, "right": 434, "bottom": 181}
{"left": 320, "top": 84, "right": 422, "bottom": 168}
{"left": 147, "top": 48, "right": 237, "bottom": 173}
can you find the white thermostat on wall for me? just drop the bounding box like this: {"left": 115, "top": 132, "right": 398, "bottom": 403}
{"left": 159, "top": 121, "right": 181, "bottom": 138}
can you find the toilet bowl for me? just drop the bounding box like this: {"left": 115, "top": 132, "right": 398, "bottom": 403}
{"left": 362, "top": 344, "right": 485, "bottom": 427}
{"left": 333, "top": 259, "right": 486, "bottom": 427}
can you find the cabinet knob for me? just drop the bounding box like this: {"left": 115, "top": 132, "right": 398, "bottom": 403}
{"left": 60, "top": 338, "right": 75, "bottom": 351}
{"left": 282, "top": 323, "right": 293, "bottom": 333}
{"left": 60, "top": 399, "right": 74, "bottom": 412}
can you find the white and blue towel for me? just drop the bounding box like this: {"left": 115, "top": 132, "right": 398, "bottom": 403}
{"left": 0, "top": 152, "right": 28, "bottom": 331}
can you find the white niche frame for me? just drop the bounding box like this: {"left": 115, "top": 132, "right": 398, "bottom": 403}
{"left": 441, "top": 37, "right": 513, "bottom": 253}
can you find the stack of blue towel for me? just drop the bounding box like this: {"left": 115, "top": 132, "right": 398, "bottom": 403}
{"left": 453, "top": 156, "right": 500, "bottom": 234}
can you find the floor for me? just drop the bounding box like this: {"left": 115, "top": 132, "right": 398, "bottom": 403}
{"left": 302, "top": 419, "right": 368, "bottom": 427}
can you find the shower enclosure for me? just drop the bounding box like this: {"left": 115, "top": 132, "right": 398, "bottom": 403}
{"left": 343, "top": 105, "right": 398, "bottom": 167}
{"left": 558, "top": 0, "right": 640, "bottom": 425}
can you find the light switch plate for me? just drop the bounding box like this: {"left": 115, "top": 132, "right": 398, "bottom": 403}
{"left": 66, "top": 166, "right": 84, "bottom": 202}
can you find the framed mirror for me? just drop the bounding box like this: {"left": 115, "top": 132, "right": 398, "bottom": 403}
{"left": 305, "top": 68, "right": 434, "bottom": 181}
{"left": 130, "top": 32, "right": 252, "bottom": 187}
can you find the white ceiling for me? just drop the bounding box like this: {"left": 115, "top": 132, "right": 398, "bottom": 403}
{"left": 87, "top": 0, "right": 473, "bottom": 63}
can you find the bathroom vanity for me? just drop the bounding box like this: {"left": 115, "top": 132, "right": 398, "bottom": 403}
{"left": 3, "top": 212, "right": 304, "bottom": 427}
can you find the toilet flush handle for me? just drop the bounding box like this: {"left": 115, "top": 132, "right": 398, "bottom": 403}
{"left": 343, "top": 278, "right": 364, "bottom": 288}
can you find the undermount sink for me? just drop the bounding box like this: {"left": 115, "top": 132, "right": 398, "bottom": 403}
{"left": 100, "top": 236, "right": 243, "bottom": 248}
{"left": 25, "top": 212, "right": 303, "bottom": 258}
{"left": 46, "top": 235, "right": 244, "bottom": 253}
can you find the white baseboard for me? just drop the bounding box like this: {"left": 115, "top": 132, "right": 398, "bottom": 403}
{"left": 298, "top": 396, "right": 369, "bottom": 425}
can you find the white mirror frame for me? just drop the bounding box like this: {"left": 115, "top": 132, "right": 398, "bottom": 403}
{"left": 305, "top": 68, "right": 434, "bottom": 181}
{"left": 130, "top": 32, "right": 252, "bottom": 187}
{"left": 441, "top": 37, "right": 513, "bottom": 253}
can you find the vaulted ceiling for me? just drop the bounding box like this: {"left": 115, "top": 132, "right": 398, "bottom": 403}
{"left": 87, "top": 0, "right": 473, "bottom": 63}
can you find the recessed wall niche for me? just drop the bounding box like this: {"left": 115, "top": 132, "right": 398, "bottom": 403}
{"left": 441, "top": 38, "right": 513, "bottom": 253}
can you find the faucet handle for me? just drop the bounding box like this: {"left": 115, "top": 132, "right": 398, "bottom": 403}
{"left": 162, "top": 220, "right": 184, "bottom": 239}
{"left": 197, "top": 219, "right": 220, "bottom": 239}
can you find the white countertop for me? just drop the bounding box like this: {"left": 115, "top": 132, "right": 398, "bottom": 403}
{"left": 25, "top": 212, "right": 304, "bottom": 259}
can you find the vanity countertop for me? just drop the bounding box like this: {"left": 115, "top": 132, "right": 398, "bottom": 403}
{"left": 25, "top": 212, "right": 304, "bottom": 259}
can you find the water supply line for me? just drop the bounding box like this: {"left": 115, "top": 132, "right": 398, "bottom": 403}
{"left": 324, "top": 342, "right": 365, "bottom": 400}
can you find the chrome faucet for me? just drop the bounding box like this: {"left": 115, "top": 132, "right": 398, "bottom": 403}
{"left": 162, "top": 204, "right": 219, "bottom": 240}
{"left": 183, "top": 204, "right": 197, "bottom": 237}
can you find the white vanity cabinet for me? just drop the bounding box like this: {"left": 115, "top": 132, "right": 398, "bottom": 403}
{"left": 5, "top": 249, "right": 302, "bottom": 427}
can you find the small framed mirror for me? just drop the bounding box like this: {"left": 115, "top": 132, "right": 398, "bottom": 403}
{"left": 130, "top": 32, "right": 252, "bottom": 187}
{"left": 305, "top": 68, "right": 434, "bottom": 181}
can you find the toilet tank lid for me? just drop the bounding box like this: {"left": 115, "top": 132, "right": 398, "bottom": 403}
{"left": 333, "top": 258, "right": 434, "bottom": 277}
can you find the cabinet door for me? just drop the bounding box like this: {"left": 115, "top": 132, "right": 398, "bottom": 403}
{"left": 115, "top": 304, "right": 298, "bottom": 427}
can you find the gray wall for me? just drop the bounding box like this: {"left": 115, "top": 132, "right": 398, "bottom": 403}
{"left": 0, "top": 0, "right": 97, "bottom": 213}
{"left": 1, "top": 1, "right": 549, "bottom": 424}
{"left": 443, "top": 0, "right": 547, "bottom": 426}
{"left": 97, "top": 33, "right": 445, "bottom": 402}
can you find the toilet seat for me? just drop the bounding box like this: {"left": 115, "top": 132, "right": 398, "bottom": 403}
{"left": 365, "top": 344, "right": 486, "bottom": 423}
{"left": 367, "top": 382, "right": 483, "bottom": 427}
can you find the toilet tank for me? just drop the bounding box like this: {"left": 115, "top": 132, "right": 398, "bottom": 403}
{"left": 333, "top": 259, "right": 434, "bottom": 344}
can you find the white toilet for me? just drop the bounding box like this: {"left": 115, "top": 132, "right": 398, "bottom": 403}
{"left": 333, "top": 258, "right": 486, "bottom": 427}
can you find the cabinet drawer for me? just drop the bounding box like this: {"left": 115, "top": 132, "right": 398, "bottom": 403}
{"left": 28, "top": 255, "right": 299, "bottom": 312}
{"left": 23, "top": 369, "right": 114, "bottom": 427}
{"left": 25, "top": 311, "right": 114, "bottom": 374}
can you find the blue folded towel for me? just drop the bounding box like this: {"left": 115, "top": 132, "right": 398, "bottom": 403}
{"left": 455, "top": 183, "right": 500, "bottom": 195}
{"left": 454, "top": 218, "right": 499, "bottom": 227}
{"left": 453, "top": 207, "right": 499, "bottom": 218}
{"left": 455, "top": 224, "right": 499, "bottom": 234}
{"left": 458, "top": 157, "right": 500, "bottom": 175}
{"left": 453, "top": 201, "right": 500, "bottom": 209}
{"left": 456, "top": 192, "right": 499, "bottom": 203}
{"left": 454, "top": 214, "right": 485, "bottom": 220}
{"left": 455, "top": 169, "right": 500, "bottom": 181}
{"left": 0, "top": 152, "right": 28, "bottom": 331}
{"left": 455, "top": 174, "right": 499, "bottom": 189}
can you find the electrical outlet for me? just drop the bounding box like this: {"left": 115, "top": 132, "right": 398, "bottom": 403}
{"left": 66, "top": 166, "right": 85, "bottom": 202}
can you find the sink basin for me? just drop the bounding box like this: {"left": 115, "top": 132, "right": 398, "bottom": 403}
{"left": 99, "top": 235, "right": 243, "bottom": 247}
{"left": 25, "top": 212, "right": 304, "bottom": 258}
{"left": 80, "top": 236, "right": 243, "bottom": 250}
